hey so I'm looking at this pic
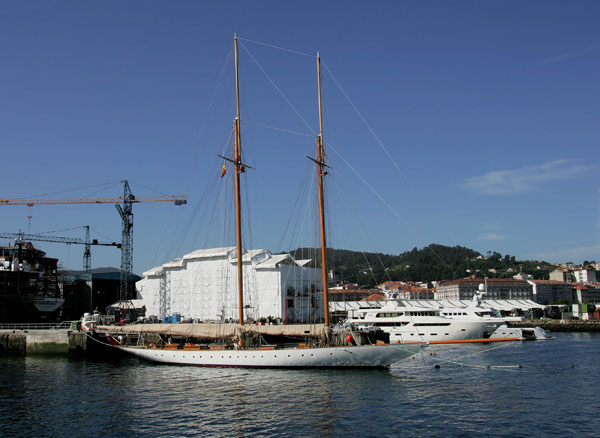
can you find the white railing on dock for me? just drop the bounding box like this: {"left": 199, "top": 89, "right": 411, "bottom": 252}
{"left": 0, "top": 321, "right": 78, "bottom": 331}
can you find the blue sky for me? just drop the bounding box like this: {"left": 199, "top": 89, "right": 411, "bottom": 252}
{"left": 1, "top": 1, "right": 599, "bottom": 275}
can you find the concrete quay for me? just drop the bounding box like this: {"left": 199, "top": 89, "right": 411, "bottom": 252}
{"left": 0, "top": 328, "right": 72, "bottom": 356}
{"left": 509, "top": 319, "right": 600, "bottom": 332}
{"left": 0, "top": 326, "right": 116, "bottom": 358}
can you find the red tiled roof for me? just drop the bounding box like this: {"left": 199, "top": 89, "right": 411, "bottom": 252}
{"left": 360, "top": 293, "right": 386, "bottom": 302}
{"left": 531, "top": 280, "right": 567, "bottom": 284}
{"left": 438, "top": 278, "right": 530, "bottom": 286}
{"left": 329, "top": 289, "right": 375, "bottom": 294}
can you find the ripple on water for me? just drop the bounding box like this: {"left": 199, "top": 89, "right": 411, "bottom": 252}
{"left": 1, "top": 334, "right": 600, "bottom": 437}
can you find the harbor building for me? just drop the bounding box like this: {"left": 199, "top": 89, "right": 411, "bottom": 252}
{"left": 136, "top": 247, "right": 324, "bottom": 324}
{"left": 527, "top": 280, "right": 573, "bottom": 304}
{"left": 573, "top": 284, "right": 600, "bottom": 304}
{"left": 329, "top": 284, "right": 375, "bottom": 302}
{"left": 550, "top": 267, "right": 597, "bottom": 284}
{"left": 549, "top": 268, "right": 576, "bottom": 283}
{"left": 436, "top": 278, "right": 533, "bottom": 300}
{"left": 376, "top": 281, "right": 435, "bottom": 299}
{"left": 573, "top": 268, "right": 597, "bottom": 284}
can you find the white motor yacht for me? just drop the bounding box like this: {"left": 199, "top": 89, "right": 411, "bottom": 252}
{"left": 347, "top": 299, "right": 507, "bottom": 344}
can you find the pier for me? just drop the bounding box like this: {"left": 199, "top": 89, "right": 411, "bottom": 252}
{"left": 509, "top": 319, "right": 600, "bottom": 332}
{"left": 0, "top": 322, "right": 75, "bottom": 356}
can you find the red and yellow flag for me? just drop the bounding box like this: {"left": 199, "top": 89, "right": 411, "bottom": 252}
{"left": 220, "top": 163, "right": 227, "bottom": 178}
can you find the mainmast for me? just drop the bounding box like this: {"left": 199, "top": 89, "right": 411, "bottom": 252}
{"left": 316, "top": 53, "right": 330, "bottom": 326}
{"left": 234, "top": 35, "right": 244, "bottom": 325}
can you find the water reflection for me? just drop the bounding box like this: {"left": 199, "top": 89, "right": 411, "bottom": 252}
{"left": 1, "top": 333, "right": 599, "bottom": 437}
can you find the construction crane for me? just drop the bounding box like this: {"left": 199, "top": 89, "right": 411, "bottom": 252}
{"left": 1, "top": 180, "right": 187, "bottom": 313}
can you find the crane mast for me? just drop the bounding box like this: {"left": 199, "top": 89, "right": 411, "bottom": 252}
{"left": 115, "top": 180, "right": 134, "bottom": 306}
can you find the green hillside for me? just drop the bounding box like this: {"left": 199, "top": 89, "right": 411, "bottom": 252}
{"left": 289, "top": 244, "right": 553, "bottom": 286}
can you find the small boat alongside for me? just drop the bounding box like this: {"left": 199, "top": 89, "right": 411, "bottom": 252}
{"left": 439, "top": 292, "right": 553, "bottom": 341}
{"left": 490, "top": 324, "right": 554, "bottom": 341}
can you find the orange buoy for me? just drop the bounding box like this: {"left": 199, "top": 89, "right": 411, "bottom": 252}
{"left": 346, "top": 335, "right": 354, "bottom": 343}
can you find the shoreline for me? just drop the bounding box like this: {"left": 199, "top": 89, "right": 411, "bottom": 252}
{"left": 509, "top": 319, "right": 600, "bottom": 332}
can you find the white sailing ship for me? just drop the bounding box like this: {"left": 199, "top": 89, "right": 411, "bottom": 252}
{"left": 109, "top": 36, "right": 425, "bottom": 368}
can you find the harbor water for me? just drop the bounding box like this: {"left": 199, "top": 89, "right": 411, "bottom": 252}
{"left": 1, "top": 332, "right": 599, "bottom": 437}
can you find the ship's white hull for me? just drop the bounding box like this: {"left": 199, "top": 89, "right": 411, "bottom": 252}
{"left": 33, "top": 297, "right": 64, "bottom": 313}
{"left": 384, "top": 319, "right": 503, "bottom": 343}
{"left": 118, "top": 342, "right": 424, "bottom": 369}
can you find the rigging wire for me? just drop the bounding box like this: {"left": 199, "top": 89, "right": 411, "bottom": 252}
{"left": 330, "top": 171, "right": 393, "bottom": 283}
{"left": 323, "top": 58, "right": 466, "bottom": 255}
{"left": 90, "top": 227, "right": 120, "bottom": 243}
{"left": 234, "top": 39, "right": 408, "bottom": 285}
{"left": 411, "top": 341, "right": 549, "bottom": 372}
{"left": 237, "top": 36, "right": 315, "bottom": 58}
{"left": 277, "top": 163, "right": 318, "bottom": 321}
{"left": 35, "top": 226, "right": 87, "bottom": 235}
{"left": 195, "top": 43, "right": 234, "bottom": 142}
{"left": 326, "top": 141, "right": 409, "bottom": 227}
{"left": 326, "top": 139, "right": 458, "bottom": 278}
{"left": 322, "top": 62, "right": 408, "bottom": 182}
{"left": 127, "top": 180, "right": 176, "bottom": 197}
{"left": 165, "top": 125, "right": 236, "bottom": 261}
{"left": 243, "top": 120, "right": 313, "bottom": 138}
{"left": 81, "top": 181, "right": 123, "bottom": 198}
{"left": 276, "top": 163, "right": 315, "bottom": 253}
{"left": 10, "top": 180, "right": 124, "bottom": 200}
{"left": 238, "top": 40, "right": 316, "bottom": 138}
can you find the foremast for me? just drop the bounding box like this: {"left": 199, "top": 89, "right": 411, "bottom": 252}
{"left": 234, "top": 35, "right": 244, "bottom": 325}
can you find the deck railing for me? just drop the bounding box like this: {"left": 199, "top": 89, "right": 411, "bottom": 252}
{"left": 0, "top": 321, "right": 78, "bottom": 331}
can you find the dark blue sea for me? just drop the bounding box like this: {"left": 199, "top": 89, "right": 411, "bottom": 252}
{"left": 1, "top": 332, "right": 598, "bottom": 437}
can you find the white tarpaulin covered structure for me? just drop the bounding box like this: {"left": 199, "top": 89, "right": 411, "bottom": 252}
{"left": 136, "top": 247, "right": 325, "bottom": 324}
